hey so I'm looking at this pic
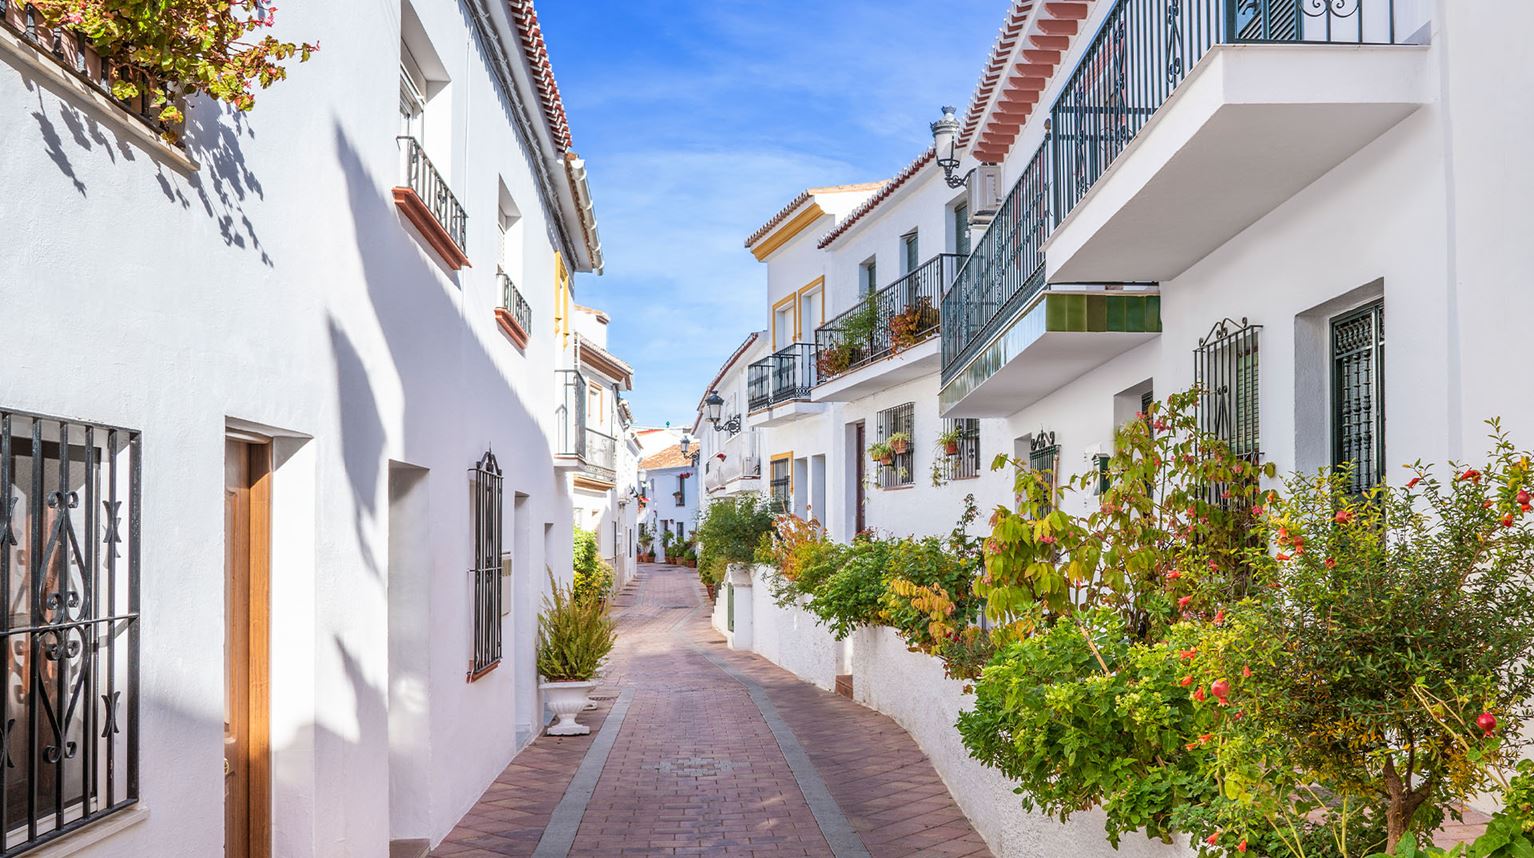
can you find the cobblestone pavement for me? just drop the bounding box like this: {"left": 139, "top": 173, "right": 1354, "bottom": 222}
{"left": 432, "top": 563, "right": 992, "bottom": 858}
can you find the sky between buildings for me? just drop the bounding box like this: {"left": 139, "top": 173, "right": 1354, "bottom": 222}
{"left": 537, "top": 0, "right": 1004, "bottom": 428}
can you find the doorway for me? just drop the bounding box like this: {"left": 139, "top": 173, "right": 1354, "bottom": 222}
{"left": 224, "top": 439, "right": 272, "bottom": 858}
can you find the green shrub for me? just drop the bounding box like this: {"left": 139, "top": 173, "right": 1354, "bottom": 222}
{"left": 805, "top": 537, "right": 894, "bottom": 639}
{"left": 572, "top": 527, "right": 613, "bottom": 603}
{"left": 696, "top": 495, "right": 778, "bottom": 585}
{"left": 536, "top": 573, "right": 616, "bottom": 682}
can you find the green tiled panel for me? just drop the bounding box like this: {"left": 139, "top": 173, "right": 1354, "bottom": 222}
{"left": 1043, "top": 293, "right": 1161, "bottom": 334}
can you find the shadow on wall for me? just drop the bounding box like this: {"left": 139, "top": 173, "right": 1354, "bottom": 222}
{"left": 15, "top": 60, "right": 273, "bottom": 264}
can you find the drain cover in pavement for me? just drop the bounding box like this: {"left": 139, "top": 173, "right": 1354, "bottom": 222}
{"left": 642, "top": 756, "right": 734, "bottom": 777}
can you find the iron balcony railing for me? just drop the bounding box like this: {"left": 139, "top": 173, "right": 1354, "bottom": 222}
{"left": 1051, "top": 0, "right": 1403, "bottom": 222}
{"left": 940, "top": 141, "right": 1051, "bottom": 383}
{"left": 397, "top": 135, "right": 468, "bottom": 252}
{"left": 747, "top": 344, "right": 817, "bottom": 410}
{"left": 815, "top": 254, "right": 960, "bottom": 382}
{"left": 555, "top": 369, "right": 617, "bottom": 479}
{"left": 499, "top": 272, "right": 532, "bottom": 334}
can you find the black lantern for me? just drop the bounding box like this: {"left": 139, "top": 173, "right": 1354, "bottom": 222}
{"left": 704, "top": 390, "right": 742, "bottom": 436}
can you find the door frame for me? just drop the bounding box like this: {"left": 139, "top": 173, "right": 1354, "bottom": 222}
{"left": 226, "top": 438, "right": 273, "bottom": 858}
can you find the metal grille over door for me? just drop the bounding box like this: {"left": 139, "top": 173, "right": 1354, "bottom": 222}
{"left": 468, "top": 450, "right": 503, "bottom": 680}
{"left": 1332, "top": 302, "right": 1385, "bottom": 493}
{"left": 1195, "top": 318, "right": 1262, "bottom": 465}
{"left": 0, "top": 410, "right": 141, "bottom": 853}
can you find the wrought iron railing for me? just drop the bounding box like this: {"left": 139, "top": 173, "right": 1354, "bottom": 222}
{"left": 467, "top": 450, "right": 503, "bottom": 680}
{"left": 747, "top": 361, "right": 773, "bottom": 412}
{"left": 770, "top": 343, "right": 816, "bottom": 404}
{"left": 0, "top": 3, "right": 176, "bottom": 140}
{"left": 555, "top": 369, "right": 617, "bottom": 479}
{"left": 1051, "top": 0, "right": 1402, "bottom": 222}
{"left": 499, "top": 273, "right": 531, "bottom": 335}
{"left": 397, "top": 135, "right": 468, "bottom": 252}
{"left": 940, "top": 141, "right": 1051, "bottom": 383}
{"left": 815, "top": 254, "right": 959, "bottom": 381}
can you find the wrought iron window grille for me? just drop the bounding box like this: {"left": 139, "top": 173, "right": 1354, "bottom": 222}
{"left": 1195, "top": 318, "right": 1262, "bottom": 465}
{"left": 1028, "top": 430, "right": 1060, "bottom": 515}
{"left": 768, "top": 458, "right": 791, "bottom": 505}
{"left": 939, "top": 418, "right": 981, "bottom": 483}
{"left": 0, "top": 410, "right": 141, "bottom": 853}
{"left": 1331, "top": 301, "right": 1384, "bottom": 494}
{"left": 468, "top": 449, "right": 503, "bottom": 680}
{"left": 875, "top": 404, "right": 915, "bottom": 490}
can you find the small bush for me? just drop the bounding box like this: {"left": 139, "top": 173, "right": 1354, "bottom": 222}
{"left": 572, "top": 527, "right": 613, "bottom": 603}
{"left": 696, "top": 494, "right": 778, "bottom": 585}
{"left": 536, "top": 573, "right": 616, "bottom": 682}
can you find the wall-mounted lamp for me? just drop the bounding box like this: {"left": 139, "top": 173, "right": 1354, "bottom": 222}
{"left": 704, "top": 391, "right": 742, "bottom": 436}
{"left": 931, "top": 105, "right": 974, "bottom": 189}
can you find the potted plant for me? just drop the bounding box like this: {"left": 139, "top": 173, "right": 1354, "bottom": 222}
{"left": 887, "top": 432, "right": 911, "bottom": 455}
{"left": 888, "top": 296, "right": 939, "bottom": 353}
{"left": 537, "top": 573, "right": 616, "bottom": 736}
{"left": 868, "top": 441, "right": 894, "bottom": 466}
{"left": 817, "top": 343, "right": 853, "bottom": 378}
{"left": 937, "top": 427, "right": 963, "bottom": 456}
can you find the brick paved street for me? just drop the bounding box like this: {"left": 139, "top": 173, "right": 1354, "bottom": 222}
{"left": 432, "top": 563, "right": 992, "bottom": 858}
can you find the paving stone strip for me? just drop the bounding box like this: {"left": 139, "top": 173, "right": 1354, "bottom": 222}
{"left": 530, "top": 688, "right": 636, "bottom": 858}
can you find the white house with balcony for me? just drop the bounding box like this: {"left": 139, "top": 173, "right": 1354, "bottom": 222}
{"left": 0, "top": 0, "right": 616, "bottom": 855}
{"left": 695, "top": 332, "right": 769, "bottom": 503}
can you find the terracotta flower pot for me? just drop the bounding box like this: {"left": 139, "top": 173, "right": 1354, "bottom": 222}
{"left": 944, "top": 441, "right": 960, "bottom": 456}
{"left": 890, "top": 439, "right": 909, "bottom": 455}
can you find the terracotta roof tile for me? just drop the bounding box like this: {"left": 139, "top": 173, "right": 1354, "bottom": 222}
{"left": 743, "top": 182, "right": 886, "bottom": 249}
{"left": 507, "top": 0, "right": 573, "bottom": 151}
{"left": 817, "top": 149, "right": 937, "bottom": 249}
{"left": 640, "top": 445, "right": 693, "bottom": 471}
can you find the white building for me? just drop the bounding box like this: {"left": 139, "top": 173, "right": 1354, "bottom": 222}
{"left": 0, "top": 0, "right": 617, "bottom": 855}
{"left": 723, "top": 1, "right": 1534, "bottom": 853}
{"left": 639, "top": 441, "right": 701, "bottom": 562}
{"left": 694, "top": 332, "right": 769, "bottom": 503}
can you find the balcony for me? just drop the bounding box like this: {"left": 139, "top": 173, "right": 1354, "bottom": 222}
{"left": 1043, "top": 0, "right": 1427, "bottom": 283}
{"left": 495, "top": 273, "right": 532, "bottom": 348}
{"left": 554, "top": 369, "right": 617, "bottom": 484}
{"left": 394, "top": 136, "right": 471, "bottom": 270}
{"left": 705, "top": 430, "right": 762, "bottom": 494}
{"left": 811, "top": 254, "right": 960, "bottom": 402}
{"left": 746, "top": 344, "right": 824, "bottom": 427}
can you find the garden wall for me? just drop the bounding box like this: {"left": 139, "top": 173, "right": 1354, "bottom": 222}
{"left": 745, "top": 565, "right": 840, "bottom": 691}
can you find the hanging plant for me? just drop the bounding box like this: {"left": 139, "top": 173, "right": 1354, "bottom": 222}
{"left": 937, "top": 428, "right": 963, "bottom": 456}
{"left": 31, "top": 0, "right": 318, "bottom": 135}
{"left": 868, "top": 441, "right": 893, "bottom": 466}
{"left": 887, "top": 432, "right": 911, "bottom": 455}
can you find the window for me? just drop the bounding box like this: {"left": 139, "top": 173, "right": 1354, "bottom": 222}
{"left": 901, "top": 232, "right": 920, "bottom": 274}
{"left": 468, "top": 450, "right": 503, "bottom": 680}
{"left": 0, "top": 410, "right": 142, "bottom": 850}
{"left": 940, "top": 418, "right": 980, "bottom": 481}
{"left": 859, "top": 258, "right": 878, "bottom": 297}
{"left": 587, "top": 382, "right": 604, "bottom": 427}
{"left": 675, "top": 474, "right": 687, "bottom": 507}
{"left": 1028, "top": 431, "right": 1060, "bottom": 514}
{"left": 1195, "top": 318, "right": 1262, "bottom": 464}
{"left": 876, "top": 403, "right": 915, "bottom": 489}
{"left": 770, "top": 456, "right": 792, "bottom": 504}
{"left": 1331, "top": 302, "right": 1384, "bottom": 493}
{"left": 952, "top": 202, "right": 971, "bottom": 256}
{"left": 799, "top": 285, "right": 822, "bottom": 338}
{"left": 399, "top": 59, "right": 426, "bottom": 142}
{"left": 772, "top": 298, "right": 795, "bottom": 350}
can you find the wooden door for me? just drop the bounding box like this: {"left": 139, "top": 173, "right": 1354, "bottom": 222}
{"left": 224, "top": 440, "right": 272, "bottom": 858}
{"left": 854, "top": 423, "right": 866, "bottom": 535}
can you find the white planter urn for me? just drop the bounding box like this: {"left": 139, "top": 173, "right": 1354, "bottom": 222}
{"left": 541, "top": 680, "right": 595, "bottom": 735}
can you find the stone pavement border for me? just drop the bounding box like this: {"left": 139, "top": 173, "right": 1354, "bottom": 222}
{"left": 530, "top": 688, "right": 636, "bottom": 858}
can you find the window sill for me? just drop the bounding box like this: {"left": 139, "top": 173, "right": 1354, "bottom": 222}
{"left": 29, "top": 804, "right": 150, "bottom": 857}
{"left": 878, "top": 484, "right": 915, "bottom": 492}
{"left": 0, "top": 28, "right": 197, "bottom": 173}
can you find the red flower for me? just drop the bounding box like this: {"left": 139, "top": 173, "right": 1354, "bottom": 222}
{"left": 1180, "top": 675, "right": 1194, "bottom": 687}
{"left": 1484, "top": 499, "right": 1496, "bottom": 509}
{"left": 1324, "top": 557, "right": 1337, "bottom": 569}
{"left": 1214, "top": 609, "right": 1226, "bottom": 625}
{"left": 1334, "top": 509, "right": 1354, "bottom": 524}
{"left": 1461, "top": 468, "right": 1483, "bottom": 483}
{"left": 1198, "top": 733, "right": 1213, "bottom": 744}
{"left": 1503, "top": 513, "right": 1515, "bottom": 528}
{"left": 1275, "top": 552, "right": 1292, "bottom": 562}
{"left": 1039, "top": 534, "right": 1057, "bottom": 544}
{"left": 1242, "top": 665, "right": 1252, "bottom": 678}
{"left": 1178, "top": 595, "right": 1193, "bottom": 610}
{"left": 1193, "top": 687, "right": 1207, "bottom": 703}
{"left": 1406, "top": 476, "right": 1421, "bottom": 489}
{"left": 1166, "top": 570, "right": 1182, "bottom": 581}
{"left": 1251, "top": 505, "right": 1265, "bottom": 517}
{"left": 1179, "top": 648, "right": 1198, "bottom": 661}
{"left": 1238, "top": 839, "right": 1249, "bottom": 853}
{"left": 1206, "top": 832, "right": 1220, "bottom": 846}
{"left": 1478, "top": 712, "right": 1497, "bottom": 737}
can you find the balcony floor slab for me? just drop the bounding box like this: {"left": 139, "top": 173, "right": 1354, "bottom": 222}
{"left": 1045, "top": 43, "right": 1430, "bottom": 284}
{"left": 811, "top": 338, "right": 940, "bottom": 403}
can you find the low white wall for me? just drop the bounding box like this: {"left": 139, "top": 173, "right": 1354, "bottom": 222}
{"left": 851, "top": 625, "right": 1191, "bottom": 858}
{"left": 747, "top": 566, "right": 839, "bottom": 691}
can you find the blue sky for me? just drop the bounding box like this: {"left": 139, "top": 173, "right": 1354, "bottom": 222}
{"left": 537, "top": 1, "right": 1004, "bottom": 428}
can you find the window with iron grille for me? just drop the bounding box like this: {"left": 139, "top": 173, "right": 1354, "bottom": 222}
{"left": 468, "top": 450, "right": 503, "bottom": 680}
{"left": 0, "top": 410, "right": 142, "bottom": 852}
{"left": 876, "top": 403, "right": 915, "bottom": 489}
{"left": 1195, "top": 319, "right": 1262, "bottom": 464}
{"left": 675, "top": 474, "right": 686, "bottom": 507}
{"left": 1332, "top": 301, "right": 1384, "bottom": 493}
{"left": 769, "top": 457, "right": 791, "bottom": 504}
{"left": 1028, "top": 431, "right": 1060, "bottom": 514}
{"left": 940, "top": 418, "right": 980, "bottom": 481}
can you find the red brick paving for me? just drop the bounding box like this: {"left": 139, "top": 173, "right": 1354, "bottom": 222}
{"left": 433, "top": 563, "right": 991, "bottom": 858}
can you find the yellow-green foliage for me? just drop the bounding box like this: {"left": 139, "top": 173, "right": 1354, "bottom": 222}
{"left": 536, "top": 573, "right": 615, "bottom": 682}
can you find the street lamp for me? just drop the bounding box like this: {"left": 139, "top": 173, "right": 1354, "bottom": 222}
{"left": 704, "top": 390, "right": 742, "bottom": 436}
{"left": 932, "top": 105, "right": 984, "bottom": 190}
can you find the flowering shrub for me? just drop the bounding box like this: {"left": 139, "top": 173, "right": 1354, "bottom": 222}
{"left": 33, "top": 0, "right": 317, "bottom": 129}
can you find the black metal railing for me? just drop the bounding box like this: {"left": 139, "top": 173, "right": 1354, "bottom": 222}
{"left": 0, "top": 4, "right": 176, "bottom": 140}
{"left": 1051, "top": 0, "right": 1402, "bottom": 222}
{"left": 815, "top": 254, "right": 960, "bottom": 381}
{"left": 747, "top": 361, "right": 773, "bottom": 412}
{"left": 468, "top": 450, "right": 503, "bottom": 679}
{"left": 397, "top": 135, "right": 468, "bottom": 252}
{"left": 940, "top": 141, "right": 1051, "bottom": 382}
{"left": 770, "top": 343, "right": 816, "bottom": 404}
{"left": 499, "top": 273, "right": 532, "bottom": 335}
{"left": 0, "top": 410, "right": 142, "bottom": 854}
{"left": 555, "top": 370, "right": 617, "bottom": 479}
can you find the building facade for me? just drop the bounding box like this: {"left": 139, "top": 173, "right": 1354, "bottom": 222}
{"left": 0, "top": 0, "right": 618, "bottom": 855}
{"left": 695, "top": 332, "right": 769, "bottom": 503}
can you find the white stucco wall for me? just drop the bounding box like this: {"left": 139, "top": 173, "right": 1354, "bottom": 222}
{"left": 746, "top": 566, "right": 839, "bottom": 691}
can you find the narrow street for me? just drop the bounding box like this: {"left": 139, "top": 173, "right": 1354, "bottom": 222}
{"left": 431, "top": 563, "right": 992, "bottom": 858}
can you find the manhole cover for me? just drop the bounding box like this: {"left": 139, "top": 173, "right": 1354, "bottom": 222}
{"left": 589, "top": 693, "right": 619, "bottom": 701}
{"left": 643, "top": 756, "right": 734, "bottom": 777}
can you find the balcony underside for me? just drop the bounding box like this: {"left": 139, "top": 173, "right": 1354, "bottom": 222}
{"left": 746, "top": 399, "right": 825, "bottom": 428}
{"left": 393, "top": 186, "right": 471, "bottom": 271}
{"left": 940, "top": 291, "right": 1160, "bottom": 417}
{"left": 1045, "top": 43, "right": 1429, "bottom": 284}
{"left": 812, "top": 338, "right": 939, "bottom": 403}
{"left": 554, "top": 455, "right": 616, "bottom": 486}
